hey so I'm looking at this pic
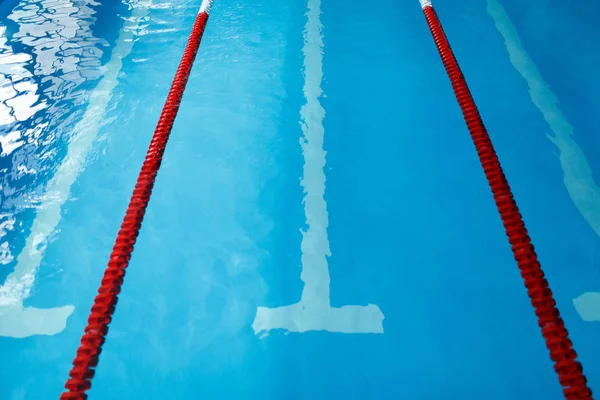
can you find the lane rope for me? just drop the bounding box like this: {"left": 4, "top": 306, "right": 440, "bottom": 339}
{"left": 417, "top": 1, "right": 592, "bottom": 398}
{"left": 60, "top": 0, "right": 214, "bottom": 398}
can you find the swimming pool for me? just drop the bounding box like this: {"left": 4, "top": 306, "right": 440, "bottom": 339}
{"left": 1, "top": 0, "right": 599, "bottom": 397}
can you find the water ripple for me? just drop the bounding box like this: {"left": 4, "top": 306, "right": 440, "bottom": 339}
{"left": 0, "top": 0, "right": 109, "bottom": 282}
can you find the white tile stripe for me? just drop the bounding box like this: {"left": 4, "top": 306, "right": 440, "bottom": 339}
{"left": 419, "top": 0, "right": 432, "bottom": 9}
{"left": 486, "top": 0, "right": 600, "bottom": 323}
{"left": 251, "top": 0, "right": 384, "bottom": 336}
{"left": 199, "top": 0, "right": 213, "bottom": 14}
{"left": 0, "top": 0, "right": 150, "bottom": 338}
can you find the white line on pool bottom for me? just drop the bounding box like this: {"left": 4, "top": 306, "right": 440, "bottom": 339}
{"left": 251, "top": 0, "right": 384, "bottom": 337}
{"left": 486, "top": 0, "right": 600, "bottom": 322}
{"left": 0, "top": 0, "right": 150, "bottom": 338}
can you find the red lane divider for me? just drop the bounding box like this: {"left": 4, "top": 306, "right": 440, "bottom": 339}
{"left": 60, "top": 1, "right": 214, "bottom": 398}
{"left": 417, "top": 1, "right": 592, "bottom": 398}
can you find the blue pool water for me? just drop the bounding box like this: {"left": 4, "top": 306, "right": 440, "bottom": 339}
{"left": 1, "top": 0, "right": 600, "bottom": 398}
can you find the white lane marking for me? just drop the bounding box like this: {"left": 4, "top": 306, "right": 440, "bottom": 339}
{"left": 251, "top": 0, "right": 384, "bottom": 337}
{"left": 0, "top": 0, "right": 150, "bottom": 338}
{"left": 574, "top": 292, "right": 600, "bottom": 322}
{"left": 199, "top": 0, "right": 213, "bottom": 15}
{"left": 487, "top": 0, "right": 600, "bottom": 323}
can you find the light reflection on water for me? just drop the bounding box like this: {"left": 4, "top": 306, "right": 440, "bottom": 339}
{"left": 0, "top": 0, "right": 109, "bottom": 278}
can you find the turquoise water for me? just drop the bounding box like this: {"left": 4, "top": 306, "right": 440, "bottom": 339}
{"left": 1, "top": 0, "right": 600, "bottom": 398}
